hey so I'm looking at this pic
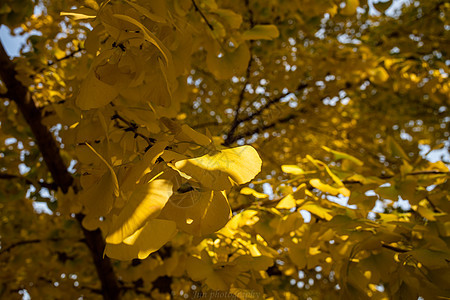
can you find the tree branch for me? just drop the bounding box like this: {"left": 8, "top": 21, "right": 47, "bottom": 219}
{"left": 0, "top": 40, "right": 121, "bottom": 300}
{"left": 0, "top": 238, "right": 68, "bottom": 256}
{"left": 225, "top": 113, "right": 297, "bottom": 145}
{"left": 191, "top": 0, "right": 214, "bottom": 30}
{"left": 0, "top": 172, "right": 58, "bottom": 190}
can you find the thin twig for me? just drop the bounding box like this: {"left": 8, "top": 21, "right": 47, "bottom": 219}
{"left": 0, "top": 172, "right": 57, "bottom": 190}
{"left": 191, "top": 0, "right": 214, "bottom": 30}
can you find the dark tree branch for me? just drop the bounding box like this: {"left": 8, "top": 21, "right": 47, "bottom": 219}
{"left": 0, "top": 40, "right": 121, "bottom": 300}
{"left": 237, "top": 83, "right": 309, "bottom": 126}
{"left": 224, "top": 83, "right": 308, "bottom": 146}
{"left": 111, "top": 112, "right": 155, "bottom": 147}
{"left": 381, "top": 243, "right": 409, "bottom": 253}
{"left": 0, "top": 238, "right": 68, "bottom": 255}
{"left": 0, "top": 172, "right": 58, "bottom": 190}
{"left": 225, "top": 113, "right": 297, "bottom": 146}
{"left": 191, "top": 0, "right": 214, "bottom": 30}
{"left": 47, "top": 47, "right": 85, "bottom": 66}
{"left": 224, "top": 52, "right": 254, "bottom": 145}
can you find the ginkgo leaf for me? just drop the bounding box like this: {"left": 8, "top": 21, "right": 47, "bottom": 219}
{"left": 212, "top": 8, "right": 243, "bottom": 29}
{"left": 60, "top": 7, "right": 97, "bottom": 20}
{"left": 173, "top": 145, "right": 262, "bottom": 190}
{"left": 80, "top": 171, "right": 114, "bottom": 217}
{"left": 387, "top": 135, "right": 409, "bottom": 161}
{"left": 373, "top": 0, "right": 393, "bottom": 14}
{"left": 309, "top": 179, "right": 350, "bottom": 197}
{"left": 105, "top": 218, "right": 177, "bottom": 260}
{"left": 240, "top": 187, "right": 268, "bottom": 199}
{"left": 289, "top": 248, "right": 307, "bottom": 269}
{"left": 160, "top": 190, "right": 231, "bottom": 236}
{"left": 242, "top": 25, "right": 279, "bottom": 40}
{"left": 281, "top": 165, "right": 304, "bottom": 175}
{"left": 76, "top": 68, "right": 119, "bottom": 110}
{"left": 206, "top": 44, "right": 250, "bottom": 80}
{"left": 233, "top": 255, "right": 274, "bottom": 271}
{"left": 299, "top": 202, "right": 334, "bottom": 221}
{"left": 120, "top": 141, "right": 168, "bottom": 191}
{"left": 125, "top": 0, "right": 167, "bottom": 23}
{"left": 85, "top": 143, "right": 120, "bottom": 197}
{"left": 186, "top": 256, "right": 239, "bottom": 290}
{"left": 106, "top": 179, "right": 173, "bottom": 244}
{"left": 322, "top": 146, "right": 363, "bottom": 166}
{"left": 112, "top": 14, "right": 172, "bottom": 67}
{"left": 341, "top": 0, "right": 359, "bottom": 16}
{"left": 276, "top": 194, "right": 296, "bottom": 209}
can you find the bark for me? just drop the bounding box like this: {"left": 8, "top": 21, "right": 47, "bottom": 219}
{"left": 0, "top": 41, "right": 121, "bottom": 300}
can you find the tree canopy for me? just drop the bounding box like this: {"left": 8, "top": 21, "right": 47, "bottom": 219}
{"left": 0, "top": 0, "right": 449, "bottom": 299}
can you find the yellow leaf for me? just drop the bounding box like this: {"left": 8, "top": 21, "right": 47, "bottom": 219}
{"left": 106, "top": 179, "right": 173, "bottom": 244}
{"left": 233, "top": 255, "right": 273, "bottom": 271}
{"left": 322, "top": 146, "right": 363, "bottom": 166}
{"left": 112, "top": 14, "right": 172, "bottom": 67}
{"left": 289, "top": 248, "right": 307, "bottom": 269}
{"left": 309, "top": 179, "right": 350, "bottom": 197}
{"left": 212, "top": 8, "right": 242, "bottom": 29}
{"left": 60, "top": 7, "right": 97, "bottom": 20}
{"left": 161, "top": 190, "right": 231, "bottom": 236}
{"left": 387, "top": 135, "right": 409, "bottom": 161}
{"left": 206, "top": 44, "right": 250, "bottom": 80}
{"left": 186, "top": 255, "right": 239, "bottom": 290}
{"left": 281, "top": 165, "right": 304, "bottom": 175}
{"left": 242, "top": 25, "right": 279, "bottom": 40}
{"left": 120, "top": 141, "right": 168, "bottom": 191}
{"left": 80, "top": 171, "right": 114, "bottom": 217}
{"left": 85, "top": 143, "right": 120, "bottom": 197}
{"left": 276, "top": 194, "right": 296, "bottom": 209}
{"left": 186, "top": 256, "right": 213, "bottom": 281}
{"left": 300, "top": 202, "right": 334, "bottom": 221}
{"left": 173, "top": 145, "right": 262, "bottom": 190}
{"left": 76, "top": 68, "right": 119, "bottom": 110}
{"left": 105, "top": 218, "right": 177, "bottom": 260}
{"left": 125, "top": 0, "right": 167, "bottom": 23}
{"left": 341, "top": 0, "right": 359, "bottom": 16}
{"left": 240, "top": 187, "right": 268, "bottom": 199}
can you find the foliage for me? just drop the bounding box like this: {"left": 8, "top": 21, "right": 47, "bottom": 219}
{"left": 0, "top": 0, "right": 449, "bottom": 299}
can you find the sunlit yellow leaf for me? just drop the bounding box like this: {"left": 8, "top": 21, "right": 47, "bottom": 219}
{"left": 161, "top": 190, "right": 231, "bottom": 236}
{"left": 174, "top": 145, "right": 262, "bottom": 190}
{"left": 106, "top": 179, "right": 173, "bottom": 244}
{"left": 276, "top": 194, "right": 296, "bottom": 209}
{"left": 281, "top": 165, "right": 304, "bottom": 175}
{"left": 60, "top": 7, "right": 97, "bottom": 20}
{"left": 240, "top": 187, "right": 268, "bottom": 199}
{"left": 105, "top": 218, "right": 177, "bottom": 260}
{"left": 309, "top": 179, "right": 350, "bottom": 197}
{"left": 120, "top": 141, "right": 168, "bottom": 191}
{"left": 300, "top": 202, "right": 334, "bottom": 221}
